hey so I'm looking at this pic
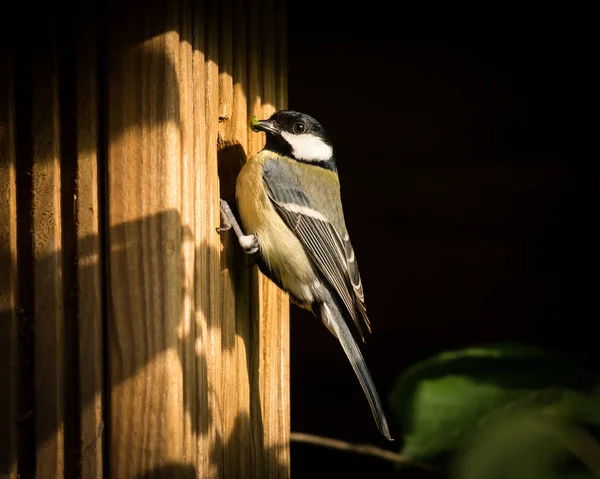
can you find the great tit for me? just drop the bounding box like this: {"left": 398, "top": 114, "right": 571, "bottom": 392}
{"left": 218, "top": 110, "right": 393, "bottom": 441}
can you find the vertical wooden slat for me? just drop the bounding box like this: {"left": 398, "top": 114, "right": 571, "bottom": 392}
{"left": 216, "top": 0, "right": 238, "bottom": 473}
{"left": 178, "top": 0, "right": 197, "bottom": 468}
{"left": 202, "top": 1, "right": 224, "bottom": 475}
{"left": 257, "top": 0, "right": 291, "bottom": 476}
{"left": 232, "top": 0, "right": 249, "bottom": 161}
{"left": 217, "top": 0, "right": 256, "bottom": 474}
{"left": 12, "top": 40, "right": 35, "bottom": 479}
{"left": 275, "top": 0, "right": 288, "bottom": 111}
{"left": 0, "top": 50, "right": 18, "bottom": 479}
{"left": 107, "top": 3, "right": 187, "bottom": 476}
{"left": 246, "top": 0, "right": 291, "bottom": 476}
{"left": 30, "top": 19, "right": 65, "bottom": 479}
{"left": 247, "top": 0, "right": 264, "bottom": 159}
{"left": 75, "top": 6, "right": 104, "bottom": 478}
{"left": 272, "top": 1, "right": 291, "bottom": 473}
{"left": 218, "top": 0, "right": 233, "bottom": 122}
{"left": 247, "top": 2, "right": 266, "bottom": 474}
{"left": 261, "top": 0, "right": 277, "bottom": 114}
{"left": 231, "top": 0, "right": 253, "bottom": 473}
{"left": 191, "top": 1, "right": 220, "bottom": 476}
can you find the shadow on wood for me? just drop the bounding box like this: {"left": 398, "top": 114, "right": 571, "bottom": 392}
{"left": 1, "top": 0, "right": 290, "bottom": 477}
{"left": 0, "top": 210, "right": 287, "bottom": 476}
{"left": 133, "top": 464, "right": 198, "bottom": 479}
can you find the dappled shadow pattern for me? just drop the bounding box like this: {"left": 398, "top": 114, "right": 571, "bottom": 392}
{"left": 211, "top": 412, "right": 288, "bottom": 479}
{"left": 1, "top": 0, "right": 288, "bottom": 474}
{"left": 0, "top": 208, "right": 274, "bottom": 475}
{"left": 133, "top": 464, "right": 197, "bottom": 479}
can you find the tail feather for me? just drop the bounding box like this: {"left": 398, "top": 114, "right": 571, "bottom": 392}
{"left": 321, "top": 299, "right": 394, "bottom": 441}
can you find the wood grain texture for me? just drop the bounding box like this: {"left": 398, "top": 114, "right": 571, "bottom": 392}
{"left": 217, "top": 0, "right": 254, "bottom": 475}
{"left": 216, "top": 0, "right": 239, "bottom": 472}
{"left": 274, "top": 2, "right": 291, "bottom": 471}
{"left": 217, "top": 0, "right": 233, "bottom": 122}
{"left": 0, "top": 49, "right": 18, "bottom": 479}
{"left": 178, "top": 0, "right": 197, "bottom": 468}
{"left": 191, "top": 1, "right": 216, "bottom": 476}
{"left": 247, "top": 0, "right": 291, "bottom": 476}
{"left": 247, "top": 3, "right": 268, "bottom": 476}
{"left": 201, "top": 1, "right": 225, "bottom": 476}
{"left": 30, "top": 28, "right": 65, "bottom": 479}
{"left": 259, "top": 0, "right": 291, "bottom": 475}
{"left": 107, "top": 4, "right": 187, "bottom": 476}
{"left": 247, "top": 0, "right": 264, "bottom": 158}
{"left": 275, "top": 0, "right": 288, "bottom": 111}
{"left": 4, "top": 1, "right": 290, "bottom": 477}
{"left": 75, "top": 10, "right": 104, "bottom": 478}
{"left": 231, "top": 0, "right": 253, "bottom": 472}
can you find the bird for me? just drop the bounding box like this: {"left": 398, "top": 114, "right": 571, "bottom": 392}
{"left": 217, "top": 109, "right": 393, "bottom": 441}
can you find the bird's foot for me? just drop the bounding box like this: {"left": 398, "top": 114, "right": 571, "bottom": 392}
{"left": 217, "top": 199, "right": 259, "bottom": 255}
{"left": 239, "top": 234, "right": 259, "bottom": 254}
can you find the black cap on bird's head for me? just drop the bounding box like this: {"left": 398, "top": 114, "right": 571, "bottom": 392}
{"left": 251, "top": 110, "right": 335, "bottom": 166}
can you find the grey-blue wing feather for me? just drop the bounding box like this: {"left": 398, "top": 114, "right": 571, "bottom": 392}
{"left": 262, "top": 159, "right": 369, "bottom": 340}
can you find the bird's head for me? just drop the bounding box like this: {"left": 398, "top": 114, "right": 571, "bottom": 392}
{"left": 251, "top": 110, "right": 334, "bottom": 164}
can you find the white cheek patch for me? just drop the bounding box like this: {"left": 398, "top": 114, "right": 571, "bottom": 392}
{"left": 280, "top": 131, "right": 333, "bottom": 162}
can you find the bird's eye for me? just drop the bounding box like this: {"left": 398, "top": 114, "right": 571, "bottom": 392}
{"left": 292, "top": 122, "right": 306, "bottom": 134}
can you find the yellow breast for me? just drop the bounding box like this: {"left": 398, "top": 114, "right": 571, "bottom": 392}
{"left": 236, "top": 151, "right": 316, "bottom": 301}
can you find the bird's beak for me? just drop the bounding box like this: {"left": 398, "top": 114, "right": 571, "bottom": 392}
{"left": 250, "top": 117, "right": 278, "bottom": 134}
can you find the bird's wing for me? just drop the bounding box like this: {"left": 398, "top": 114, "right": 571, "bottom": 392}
{"left": 262, "top": 158, "right": 371, "bottom": 340}
{"left": 340, "top": 230, "right": 370, "bottom": 332}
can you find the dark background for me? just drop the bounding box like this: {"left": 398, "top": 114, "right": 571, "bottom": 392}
{"left": 286, "top": 4, "right": 593, "bottom": 477}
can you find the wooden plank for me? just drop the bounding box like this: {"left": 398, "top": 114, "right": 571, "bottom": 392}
{"left": 247, "top": 0, "right": 264, "bottom": 159}
{"left": 232, "top": 0, "right": 249, "bottom": 158}
{"left": 257, "top": 1, "right": 291, "bottom": 476}
{"left": 190, "top": 1, "right": 218, "bottom": 476}
{"left": 230, "top": 0, "right": 253, "bottom": 473}
{"left": 107, "top": 4, "right": 187, "bottom": 476}
{"left": 246, "top": 0, "right": 291, "bottom": 476}
{"left": 246, "top": 3, "right": 266, "bottom": 476}
{"left": 75, "top": 7, "right": 104, "bottom": 478}
{"left": 0, "top": 48, "right": 18, "bottom": 479}
{"left": 217, "top": 0, "right": 255, "bottom": 475}
{"left": 275, "top": 0, "right": 288, "bottom": 111}
{"left": 216, "top": 0, "right": 239, "bottom": 472}
{"left": 261, "top": 0, "right": 277, "bottom": 112}
{"left": 2, "top": 1, "right": 291, "bottom": 477}
{"left": 271, "top": 1, "right": 291, "bottom": 473}
{"left": 178, "top": 0, "right": 197, "bottom": 468}
{"left": 218, "top": 0, "right": 233, "bottom": 122}
{"left": 29, "top": 22, "right": 65, "bottom": 479}
{"left": 200, "top": 1, "right": 224, "bottom": 475}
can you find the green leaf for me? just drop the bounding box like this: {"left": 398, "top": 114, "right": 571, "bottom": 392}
{"left": 546, "top": 391, "right": 600, "bottom": 427}
{"left": 453, "top": 406, "right": 600, "bottom": 479}
{"left": 389, "top": 343, "right": 597, "bottom": 465}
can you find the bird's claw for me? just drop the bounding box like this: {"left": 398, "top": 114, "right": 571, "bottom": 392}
{"left": 216, "top": 223, "right": 232, "bottom": 233}
{"left": 219, "top": 198, "right": 259, "bottom": 255}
